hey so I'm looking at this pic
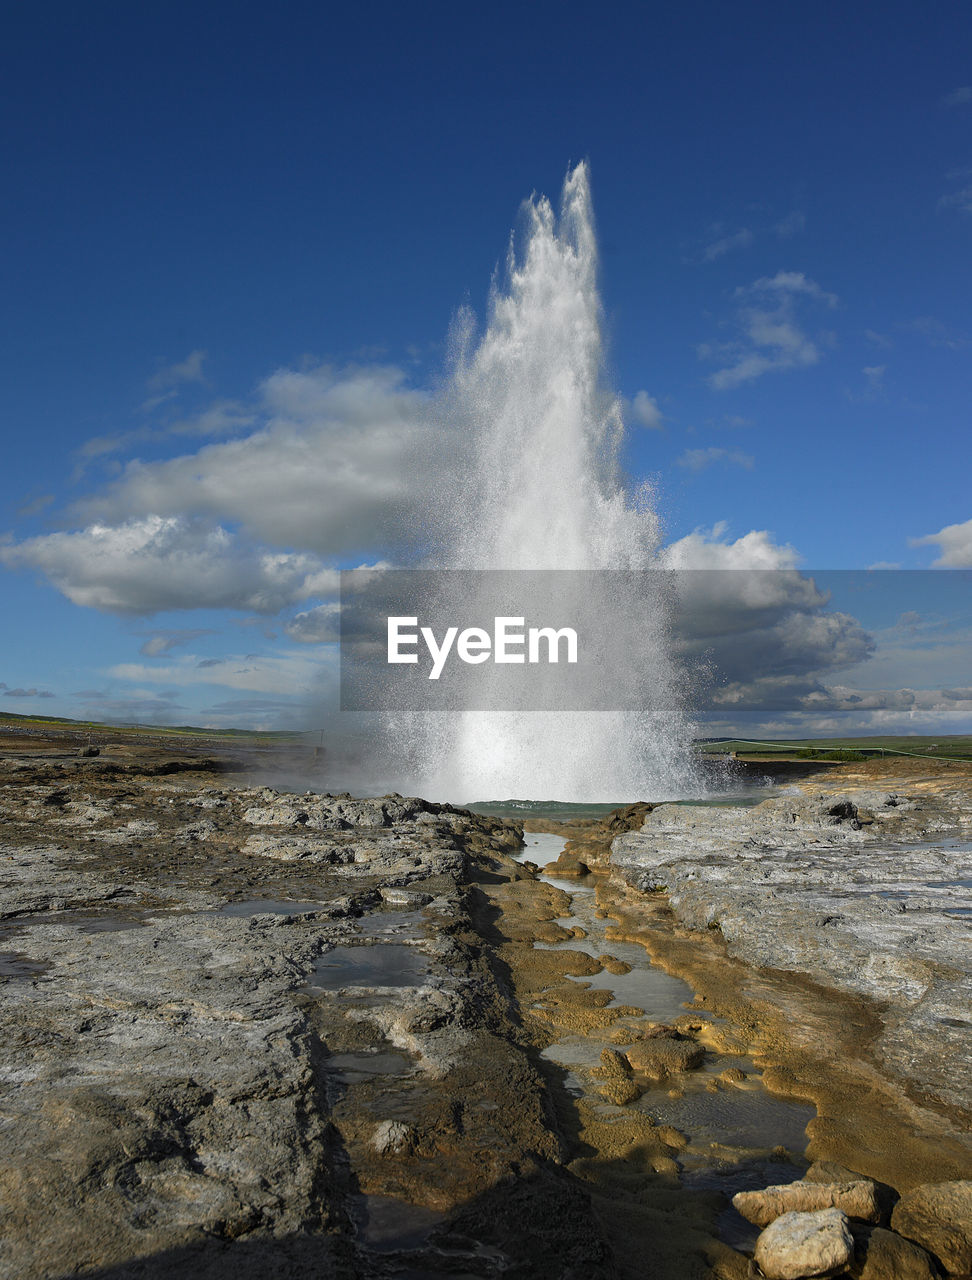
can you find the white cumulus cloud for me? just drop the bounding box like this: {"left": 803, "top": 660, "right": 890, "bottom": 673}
{"left": 701, "top": 227, "right": 754, "bottom": 262}
{"left": 1, "top": 363, "right": 454, "bottom": 617}
{"left": 702, "top": 272, "right": 838, "bottom": 390}
{"left": 75, "top": 364, "right": 444, "bottom": 557}
{"left": 737, "top": 272, "right": 838, "bottom": 307}
{"left": 910, "top": 517, "right": 972, "bottom": 567}
{"left": 662, "top": 523, "right": 800, "bottom": 571}
{"left": 0, "top": 516, "right": 334, "bottom": 614}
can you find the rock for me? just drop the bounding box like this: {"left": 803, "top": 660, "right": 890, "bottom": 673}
{"left": 803, "top": 1160, "right": 866, "bottom": 1185}
{"left": 656, "top": 1124, "right": 688, "bottom": 1150}
{"left": 625, "top": 1030, "right": 704, "bottom": 1078}
{"left": 599, "top": 1047, "right": 632, "bottom": 1077}
{"left": 827, "top": 800, "right": 860, "bottom": 825}
{"left": 849, "top": 1226, "right": 940, "bottom": 1280}
{"left": 77, "top": 745, "right": 100, "bottom": 757}
{"left": 803, "top": 1162, "right": 898, "bottom": 1223}
{"left": 241, "top": 832, "right": 357, "bottom": 863}
{"left": 753, "top": 1208, "right": 854, "bottom": 1280}
{"left": 733, "top": 1179, "right": 880, "bottom": 1227}
{"left": 720, "top": 1066, "right": 747, "bottom": 1084}
{"left": 0, "top": 765, "right": 555, "bottom": 1276}
{"left": 599, "top": 1077, "right": 641, "bottom": 1106}
{"left": 548, "top": 847, "right": 590, "bottom": 876}
{"left": 594, "top": 1046, "right": 641, "bottom": 1105}
{"left": 891, "top": 1180, "right": 972, "bottom": 1275}
{"left": 372, "top": 1119, "right": 414, "bottom": 1155}
{"left": 379, "top": 886, "right": 432, "bottom": 907}
{"left": 610, "top": 784, "right": 972, "bottom": 1116}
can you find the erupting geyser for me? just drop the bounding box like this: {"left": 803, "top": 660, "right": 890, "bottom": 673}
{"left": 380, "top": 162, "right": 701, "bottom": 802}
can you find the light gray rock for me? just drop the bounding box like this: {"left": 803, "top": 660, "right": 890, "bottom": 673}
{"left": 372, "top": 1119, "right": 414, "bottom": 1154}
{"left": 753, "top": 1208, "right": 854, "bottom": 1279}
{"left": 612, "top": 787, "right": 972, "bottom": 1115}
{"left": 0, "top": 766, "right": 522, "bottom": 1277}
{"left": 733, "top": 1179, "right": 880, "bottom": 1227}
{"left": 0, "top": 911, "right": 342, "bottom": 1278}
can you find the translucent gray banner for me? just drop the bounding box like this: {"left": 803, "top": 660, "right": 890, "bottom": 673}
{"left": 339, "top": 569, "right": 681, "bottom": 712}
{"left": 339, "top": 567, "right": 972, "bottom": 719}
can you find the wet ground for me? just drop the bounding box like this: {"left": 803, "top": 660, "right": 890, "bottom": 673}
{"left": 513, "top": 832, "right": 817, "bottom": 1261}
{"left": 1, "top": 733, "right": 970, "bottom": 1279}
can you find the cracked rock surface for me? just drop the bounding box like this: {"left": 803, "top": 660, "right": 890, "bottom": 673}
{"left": 611, "top": 770, "right": 972, "bottom": 1118}
{"left": 0, "top": 735, "right": 607, "bottom": 1280}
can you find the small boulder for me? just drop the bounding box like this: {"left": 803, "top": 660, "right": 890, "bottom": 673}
{"left": 655, "top": 1124, "right": 688, "bottom": 1150}
{"left": 720, "top": 1066, "right": 747, "bottom": 1085}
{"left": 734, "top": 1179, "right": 880, "bottom": 1228}
{"left": 849, "top": 1226, "right": 940, "bottom": 1280}
{"left": 371, "top": 1120, "right": 413, "bottom": 1155}
{"left": 598, "top": 1077, "right": 641, "bottom": 1106}
{"left": 803, "top": 1161, "right": 898, "bottom": 1223}
{"left": 803, "top": 1161, "right": 866, "bottom": 1185}
{"left": 754, "top": 1208, "right": 854, "bottom": 1280}
{"left": 594, "top": 1047, "right": 641, "bottom": 1105}
{"left": 625, "top": 1030, "right": 704, "bottom": 1079}
{"left": 77, "top": 745, "right": 100, "bottom": 757}
{"left": 827, "top": 800, "right": 859, "bottom": 825}
{"left": 598, "top": 1047, "right": 632, "bottom": 1077}
{"left": 548, "top": 847, "right": 590, "bottom": 876}
{"left": 891, "top": 1180, "right": 972, "bottom": 1276}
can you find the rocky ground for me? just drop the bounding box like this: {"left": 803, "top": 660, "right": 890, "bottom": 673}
{"left": 1, "top": 734, "right": 970, "bottom": 1280}
{"left": 611, "top": 764, "right": 972, "bottom": 1121}
{"left": 0, "top": 733, "right": 601, "bottom": 1278}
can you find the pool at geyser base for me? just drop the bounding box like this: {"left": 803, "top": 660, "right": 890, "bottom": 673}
{"left": 467, "top": 786, "right": 780, "bottom": 824}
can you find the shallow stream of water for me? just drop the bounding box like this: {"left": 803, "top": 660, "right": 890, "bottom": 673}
{"left": 516, "top": 831, "right": 816, "bottom": 1248}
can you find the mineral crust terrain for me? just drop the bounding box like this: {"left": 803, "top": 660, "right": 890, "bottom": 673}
{"left": 1, "top": 731, "right": 970, "bottom": 1280}
{"left": 611, "top": 761, "right": 972, "bottom": 1124}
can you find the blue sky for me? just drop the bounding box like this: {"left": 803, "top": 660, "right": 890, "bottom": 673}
{"left": 1, "top": 1, "right": 970, "bottom": 734}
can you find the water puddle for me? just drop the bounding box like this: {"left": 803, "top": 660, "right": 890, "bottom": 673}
{"left": 645, "top": 1080, "right": 814, "bottom": 1155}
{"left": 0, "top": 951, "right": 51, "bottom": 980}
{"left": 326, "top": 1049, "right": 412, "bottom": 1082}
{"left": 0, "top": 908, "right": 147, "bottom": 937}
{"left": 354, "top": 908, "right": 427, "bottom": 938}
{"left": 217, "top": 898, "right": 325, "bottom": 917}
{"left": 517, "top": 839, "right": 702, "bottom": 1023}
{"left": 353, "top": 1193, "right": 445, "bottom": 1253}
{"left": 308, "top": 943, "right": 430, "bottom": 990}
{"left": 520, "top": 832, "right": 578, "bottom": 867}
{"left": 538, "top": 906, "right": 702, "bottom": 1021}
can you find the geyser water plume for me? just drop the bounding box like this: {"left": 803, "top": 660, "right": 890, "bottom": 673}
{"left": 381, "top": 162, "right": 701, "bottom": 803}
{"left": 439, "top": 163, "right": 660, "bottom": 571}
